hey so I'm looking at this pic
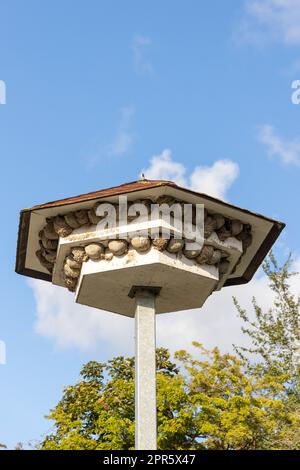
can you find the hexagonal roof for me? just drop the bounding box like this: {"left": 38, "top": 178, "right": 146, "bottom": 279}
{"left": 15, "top": 179, "right": 285, "bottom": 287}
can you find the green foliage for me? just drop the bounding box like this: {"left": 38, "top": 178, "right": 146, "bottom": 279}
{"left": 42, "top": 349, "right": 180, "bottom": 450}
{"left": 41, "top": 254, "right": 300, "bottom": 450}
{"left": 234, "top": 253, "right": 300, "bottom": 388}
{"left": 175, "top": 343, "right": 290, "bottom": 450}
{"left": 41, "top": 345, "right": 293, "bottom": 450}
{"left": 233, "top": 253, "right": 300, "bottom": 448}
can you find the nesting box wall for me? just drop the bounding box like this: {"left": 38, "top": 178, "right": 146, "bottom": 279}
{"left": 35, "top": 196, "right": 251, "bottom": 297}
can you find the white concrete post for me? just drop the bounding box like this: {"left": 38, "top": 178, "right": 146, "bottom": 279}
{"left": 134, "top": 288, "right": 157, "bottom": 450}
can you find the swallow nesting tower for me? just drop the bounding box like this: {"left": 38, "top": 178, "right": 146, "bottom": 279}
{"left": 16, "top": 179, "right": 285, "bottom": 449}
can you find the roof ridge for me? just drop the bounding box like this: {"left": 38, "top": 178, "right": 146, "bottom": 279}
{"left": 28, "top": 179, "right": 177, "bottom": 211}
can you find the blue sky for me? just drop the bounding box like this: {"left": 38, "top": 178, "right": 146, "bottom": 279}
{"left": 1, "top": 0, "right": 300, "bottom": 449}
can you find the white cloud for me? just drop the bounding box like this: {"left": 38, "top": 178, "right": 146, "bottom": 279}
{"left": 190, "top": 160, "right": 239, "bottom": 199}
{"left": 30, "top": 256, "right": 300, "bottom": 355}
{"left": 30, "top": 280, "right": 133, "bottom": 355}
{"left": 142, "top": 149, "right": 239, "bottom": 200}
{"left": 109, "top": 106, "right": 135, "bottom": 157}
{"left": 157, "top": 272, "right": 271, "bottom": 354}
{"left": 258, "top": 124, "right": 300, "bottom": 166}
{"left": 0, "top": 340, "right": 6, "bottom": 365}
{"left": 159, "top": 254, "right": 300, "bottom": 354}
{"left": 235, "top": 0, "right": 300, "bottom": 46}
{"left": 132, "top": 35, "right": 154, "bottom": 75}
{"left": 142, "top": 149, "right": 187, "bottom": 186}
{"left": 31, "top": 276, "right": 257, "bottom": 354}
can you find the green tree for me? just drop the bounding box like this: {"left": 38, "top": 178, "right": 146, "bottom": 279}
{"left": 42, "top": 349, "right": 184, "bottom": 450}
{"left": 41, "top": 345, "right": 291, "bottom": 450}
{"left": 234, "top": 253, "right": 300, "bottom": 448}
{"left": 175, "top": 343, "right": 292, "bottom": 450}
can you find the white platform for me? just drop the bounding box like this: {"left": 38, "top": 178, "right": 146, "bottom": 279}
{"left": 74, "top": 247, "right": 219, "bottom": 316}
